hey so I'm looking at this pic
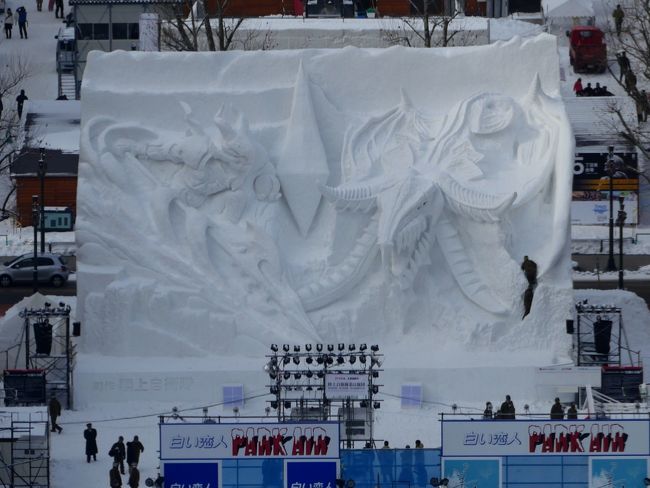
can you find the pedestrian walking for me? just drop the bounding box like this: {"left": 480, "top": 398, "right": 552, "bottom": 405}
{"left": 573, "top": 77, "right": 583, "bottom": 96}
{"left": 109, "top": 436, "right": 126, "bottom": 475}
{"left": 48, "top": 394, "right": 63, "bottom": 433}
{"left": 110, "top": 464, "right": 122, "bottom": 487}
{"left": 127, "top": 466, "right": 140, "bottom": 488}
{"left": 613, "top": 4, "right": 624, "bottom": 37}
{"left": 550, "top": 397, "right": 565, "bottom": 420}
{"left": 84, "top": 422, "right": 98, "bottom": 462}
{"left": 36, "top": 0, "right": 43, "bottom": 11}
{"left": 617, "top": 52, "right": 631, "bottom": 82}
{"left": 4, "top": 8, "right": 13, "bottom": 39}
{"left": 126, "top": 435, "right": 144, "bottom": 471}
{"left": 54, "top": 0, "right": 63, "bottom": 18}
{"left": 15, "top": 6, "right": 27, "bottom": 39}
{"left": 16, "top": 90, "right": 28, "bottom": 119}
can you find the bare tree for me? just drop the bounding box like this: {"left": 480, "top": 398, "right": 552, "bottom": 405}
{"left": 0, "top": 54, "right": 31, "bottom": 221}
{"left": 160, "top": 0, "right": 248, "bottom": 51}
{"left": 380, "top": 0, "right": 476, "bottom": 48}
{"left": 602, "top": 0, "right": 650, "bottom": 169}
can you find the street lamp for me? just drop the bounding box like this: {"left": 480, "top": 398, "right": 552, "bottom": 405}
{"left": 31, "top": 195, "right": 39, "bottom": 294}
{"left": 606, "top": 145, "right": 617, "bottom": 272}
{"left": 38, "top": 148, "right": 46, "bottom": 253}
{"left": 617, "top": 195, "right": 627, "bottom": 289}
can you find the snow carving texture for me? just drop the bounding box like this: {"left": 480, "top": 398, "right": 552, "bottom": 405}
{"left": 77, "top": 36, "right": 573, "bottom": 357}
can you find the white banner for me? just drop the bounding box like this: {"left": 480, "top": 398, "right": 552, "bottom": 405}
{"left": 160, "top": 422, "right": 339, "bottom": 460}
{"left": 325, "top": 374, "right": 368, "bottom": 399}
{"left": 442, "top": 420, "right": 649, "bottom": 456}
{"left": 571, "top": 200, "right": 638, "bottom": 225}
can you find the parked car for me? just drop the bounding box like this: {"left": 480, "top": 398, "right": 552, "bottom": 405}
{"left": 567, "top": 26, "right": 607, "bottom": 73}
{"left": 0, "top": 253, "right": 70, "bottom": 287}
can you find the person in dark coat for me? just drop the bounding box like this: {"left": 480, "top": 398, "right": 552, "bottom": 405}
{"left": 499, "top": 395, "right": 515, "bottom": 419}
{"left": 126, "top": 435, "right": 144, "bottom": 470}
{"left": 128, "top": 466, "right": 140, "bottom": 488}
{"left": 4, "top": 8, "right": 13, "bottom": 39}
{"left": 109, "top": 436, "right": 126, "bottom": 474}
{"left": 550, "top": 397, "right": 564, "bottom": 419}
{"left": 612, "top": 4, "right": 624, "bottom": 37}
{"left": 523, "top": 285, "right": 534, "bottom": 319}
{"left": 582, "top": 83, "right": 595, "bottom": 97}
{"left": 15, "top": 6, "right": 27, "bottom": 39}
{"left": 16, "top": 90, "right": 28, "bottom": 119}
{"left": 566, "top": 403, "right": 578, "bottom": 419}
{"left": 483, "top": 401, "right": 493, "bottom": 419}
{"left": 84, "top": 422, "right": 98, "bottom": 462}
{"left": 54, "top": 0, "right": 64, "bottom": 18}
{"left": 110, "top": 464, "right": 122, "bottom": 487}
{"left": 48, "top": 395, "right": 63, "bottom": 433}
{"left": 521, "top": 256, "right": 537, "bottom": 286}
{"left": 617, "top": 52, "right": 630, "bottom": 82}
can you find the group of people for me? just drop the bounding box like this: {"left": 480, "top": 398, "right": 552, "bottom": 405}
{"left": 483, "top": 396, "right": 579, "bottom": 419}
{"left": 572, "top": 79, "right": 614, "bottom": 97}
{"left": 108, "top": 434, "right": 144, "bottom": 488}
{"left": 3, "top": 6, "right": 28, "bottom": 39}
{"left": 483, "top": 395, "right": 516, "bottom": 419}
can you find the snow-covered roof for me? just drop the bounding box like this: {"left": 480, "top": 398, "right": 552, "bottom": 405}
{"left": 543, "top": 0, "right": 594, "bottom": 18}
{"left": 563, "top": 96, "right": 637, "bottom": 143}
{"left": 23, "top": 100, "right": 80, "bottom": 154}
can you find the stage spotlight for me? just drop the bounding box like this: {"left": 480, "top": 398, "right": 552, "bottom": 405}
{"left": 306, "top": 371, "right": 313, "bottom": 378}
{"left": 350, "top": 356, "right": 356, "bottom": 365}
{"left": 430, "top": 478, "right": 440, "bottom": 487}
{"left": 283, "top": 356, "right": 290, "bottom": 365}
{"left": 284, "top": 401, "right": 292, "bottom": 409}
{"left": 283, "top": 344, "right": 290, "bottom": 352}
{"left": 338, "top": 343, "right": 345, "bottom": 351}
{"left": 270, "top": 386, "right": 278, "bottom": 394}
{"left": 348, "top": 344, "right": 356, "bottom": 351}
{"left": 337, "top": 355, "right": 344, "bottom": 365}
{"left": 271, "top": 344, "right": 278, "bottom": 352}
{"left": 317, "top": 356, "right": 324, "bottom": 364}
{"left": 293, "top": 357, "right": 300, "bottom": 365}
{"left": 371, "top": 345, "right": 379, "bottom": 352}
{"left": 360, "top": 344, "right": 367, "bottom": 351}
{"left": 374, "top": 402, "right": 381, "bottom": 409}
{"left": 306, "top": 344, "right": 312, "bottom": 352}
{"left": 372, "top": 371, "right": 379, "bottom": 378}
{"left": 327, "top": 344, "right": 334, "bottom": 352}
{"left": 294, "top": 372, "right": 302, "bottom": 380}
{"left": 326, "top": 356, "right": 334, "bottom": 365}
{"left": 360, "top": 355, "right": 367, "bottom": 364}
{"left": 44, "top": 302, "right": 51, "bottom": 308}
{"left": 269, "top": 372, "right": 277, "bottom": 380}
{"left": 316, "top": 344, "right": 323, "bottom": 352}
{"left": 271, "top": 401, "right": 278, "bottom": 409}
{"left": 317, "top": 372, "right": 324, "bottom": 379}
{"left": 306, "top": 385, "right": 313, "bottom": 391}
{"left": 284, "top": 372, "right": 291, "bottom": 380}
{"left": 372, "top": 385, "right": 379, "bottom": 394}
{"left": 306, "top": 357, "right": 313, "bottom": 364}
{"left": 439, "top": 478, "right": 449, "bottom": 487}
{"left": 371, "top": 357, "right": 382, "bottom": 367}
{"left": 346, "top": 481, "right": 356, "bottom": 488}
{"left": 643, "top": 478, "right": 650, "bottom": 486}
{"left": 294, "top": 345, "right": 301, "bottom": 352}
{"left": 265, "top": 406, "right": 271, "bottom": 416}
{"left": 360, "top": 400, "right": 368, "bottom": 408}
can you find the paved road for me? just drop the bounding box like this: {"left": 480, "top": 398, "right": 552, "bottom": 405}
{"left": 0, "top": 282, "right": 76, "bottom": 305}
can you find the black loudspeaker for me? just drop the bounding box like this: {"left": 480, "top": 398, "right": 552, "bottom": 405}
{"left": 33, "top": 321, "right": 53, "bottom": 355}
{"left": 72, "top": 321, "right": 81, "bottom": 337}
{"left": 594, "top": 320, "right": 613, "bottom": 355}
{"left": 566, "top": 319, "right": 574, "bottom": 334}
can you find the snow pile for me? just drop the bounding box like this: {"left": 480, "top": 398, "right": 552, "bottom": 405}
{"left": 76, "top": 35, "right": 573, "bottom": 368}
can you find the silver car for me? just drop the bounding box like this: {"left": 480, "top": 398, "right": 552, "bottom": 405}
{"left": 0, "top": 253, "right": 70, "bottom": 287}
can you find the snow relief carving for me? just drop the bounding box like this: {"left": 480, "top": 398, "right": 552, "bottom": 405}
{"left": 77, "top": 40, "right": 573, "bottom": 357}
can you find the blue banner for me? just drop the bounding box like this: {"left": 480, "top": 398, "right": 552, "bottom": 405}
{"left": 285, "top": 460, "right": 338, "bottom": 488}
{"left": 164, "top": 461, "right": 219, "bottom": 488}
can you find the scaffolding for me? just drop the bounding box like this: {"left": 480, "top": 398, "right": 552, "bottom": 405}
{"left": 574, "top": 303, "right": 624, "bottom": 367}
{"left": 0, "top": 410, "right": 49, "bottom": 488}
{"left": 18, "top": 304, "right": 75, "bottom": 409}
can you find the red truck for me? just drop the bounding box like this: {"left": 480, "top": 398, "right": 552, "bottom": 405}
{"left": 567, "top": 26, "right": 607, "bottom": 73}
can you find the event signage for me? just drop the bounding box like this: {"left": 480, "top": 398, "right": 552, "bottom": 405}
{"left": 572, "top": 149, "right": 639, "bottom": 224}
{"left": 160, "top": 422, "right": 340, "bottom": 460}
{"left": 325, "top": 374, "right": 368, "bottom": 399}
{"left": 284, "top": 460, "right": 338, "bottom": 488}
{"left": 163, "top": 462, "right": 220, "bottom": 488}
{"left": 442, "top": 420, "right": 649, "bottom": 456}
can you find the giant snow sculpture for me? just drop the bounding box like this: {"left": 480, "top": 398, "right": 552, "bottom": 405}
{"left": 77, "top": 36, "right": 573, "bottom": 357}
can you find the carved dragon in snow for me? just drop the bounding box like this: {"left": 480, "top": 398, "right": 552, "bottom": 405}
{"left": 297, "top": 79, "right": 558, "bottom": 315}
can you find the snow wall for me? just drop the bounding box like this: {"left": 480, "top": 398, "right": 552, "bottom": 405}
{"left": 77, "top": 35, "right": 574, "bottom": 369}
